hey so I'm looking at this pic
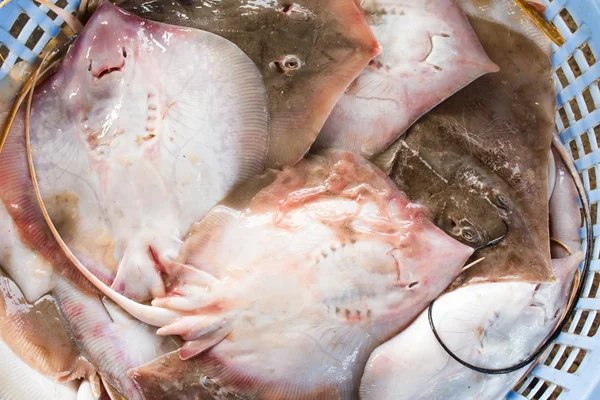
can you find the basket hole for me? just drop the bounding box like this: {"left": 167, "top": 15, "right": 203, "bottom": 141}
{"left": 587, "top": 272, "right": 600, "bottom": 298}
{"left": 0, "top": 45, "right": 8, "bottom": 70}
{"left": 560, "top": 8, "right": 578, "bottom": 33}
{"left": 25, "top": 25, "right": 45, "bottom": 52}
{"left": 46, "top": 0, "right": 70, "bottom": 21}
{"left": 582, "top": 86, "right": 597, "bottom": 113}
{"left": 591, "top": 202, "right": 598, "bottom": 224}
{"left": 568, "top": 55, "right": 583, "bottom": 79}
{"left": 9, "top": 13, "right": 30, "bottom": 39}
{"left": 555, "top": 66, "right": 569, "bottom": 88}
{"left": 568, "top": 138, "right": 579, "bottom": 159}
{"left": 572, "top": 310, "right": 589, "bottom": 335}
{"left": 581, "top": 42, "right": 597, "bottom": 66}
{"left": 520, "top": 376, "right": 540, "bottom": 396}
{"left": 559, "top": 107, "right": 570, "bottom": 128}
{"left": 581, "top": 132, "right": 592, "bottom": 154}
{"left": 569, "top": 98, "right": 583, "bottom": 122}
{"left": 569, "top": 348, "right": 587, "bottom": 373}
{"left": 544, "top": 343, "right": 561, "bottom": 366}
{"left": 589, "top": 312, "right": 600, "bottom": 336}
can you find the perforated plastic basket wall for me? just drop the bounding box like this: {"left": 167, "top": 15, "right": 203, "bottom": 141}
{"left": 0, "top": 0, "right": 599, "bottom": 399}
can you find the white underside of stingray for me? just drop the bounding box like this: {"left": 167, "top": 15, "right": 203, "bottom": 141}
{"left": 0, "top": 200, "right": 56, "bottom": 302}
{"left": 26, "top": 3, "right": 269, "bottom": 303}
{"left": 0, "top": 337, "right": 79, "bottom": 400}
{"left": 314, "top": 0, "right": 499, "bottom": 158}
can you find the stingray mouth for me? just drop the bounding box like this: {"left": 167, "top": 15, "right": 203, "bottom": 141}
{"left": 89, "top": 47, "right": 127, "bottom": 84}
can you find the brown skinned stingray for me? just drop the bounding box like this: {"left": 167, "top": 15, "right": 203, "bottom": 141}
{"left": 120, "top": 0, "right": 381, "bottom": 168}
{"left": 374, "top": 16, "right": 555, "bottom": 285}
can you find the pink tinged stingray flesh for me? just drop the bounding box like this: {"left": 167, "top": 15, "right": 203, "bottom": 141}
{"left": 359, "top": 151, "right": 582, "bottom": 400}
{"left": 26, "top": 3, "right": 269, "bottom": 303}
{"left": 79, "top": 149, "right": 473, "bottom": 399}
{"left": 53, "top": 278, "right": 180, "bottom": 400}
{"left": 313, "top": 0, "right": 499, "bottom": 159}
{"left": 0, "top": 273, "right": 94, "bottom": 385}
{"left": 0, "top": 110, "right": 97, "bottom": 297}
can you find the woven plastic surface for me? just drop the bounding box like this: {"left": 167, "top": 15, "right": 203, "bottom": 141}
{"left": 0, "top": 0, "right": 599, "bottom": 399}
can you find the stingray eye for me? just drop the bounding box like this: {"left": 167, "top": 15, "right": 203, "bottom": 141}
{"left": 495, "top": 193, "right": 509, "bottom": 209}
{"left": 461, "top": 227, "right": 477, "bottom": 243}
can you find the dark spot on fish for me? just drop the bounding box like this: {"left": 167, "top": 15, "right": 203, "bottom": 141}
{"left": 440, "top": 33, "right": 450, "bottom": 38}
{"left": 335, "top": 307, "right": 340, "bottom": 314}
{"left": 122, "top": 46, "right": 127, "bottom": 58}
{"left": 433, "top": 65, "right": 443, "bottom": 71}
{"left": 344, "top": 309, "right": 350, "bottom": 318}
{"left": 408, "top": 281, "right": 419, "bottom": 289}
{"left": 367, "top": 309, "right": 372, "bottom": 318}
{"left": 280, "top": 4, "right": 294, "bottom": 13}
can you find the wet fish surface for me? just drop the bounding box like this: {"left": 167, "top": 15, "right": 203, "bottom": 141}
{"left": 24, "top": 3, "right": 269, "bottom": 303}
{"left": 359, "top": 148, "right": 582, "bottom": 400}
{"left": 374, "top": 16, "right": 556, "bottom": 284}
{"left": 314, "top": 0, "right": 499, "bottom": 158}
{"left": 120, "top": 0, "right": 381, "bottom": 167}
{"left": 71, "top": 149, "right": 473, "bottom": 399}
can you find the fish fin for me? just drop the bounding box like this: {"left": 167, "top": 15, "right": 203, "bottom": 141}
{"left": 315, "top": 0, "right": 499, "bottom": 158}
{"left": 110, "top": 243, "right": 166, "bottom": 303}
{"left": 53, "top": 278, "right": 180, "bottom": 400}
{"left": 181, "top": 350, "right": 354, "bottom": 400}
{"left": 264, "top": 0, "right": 380, "bottom": 167}
{"left": 458, "top": 0, "right": 554, "bottom": 54}
{"left": 0, "top": 275, "right": 87, "bottom": 380}
{"left": 27, "top": 3, "right": 269, "bottom": 309}
{"left": 178, "top": 325, "right": 232, "bottom": 360}
{"left": 0, "top": 111, "right": 97, "bottom": 295}
{"left": 129, "top": 351, "right": 217, "bottom": 400}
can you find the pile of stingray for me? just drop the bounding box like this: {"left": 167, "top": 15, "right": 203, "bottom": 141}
{"left": 0, "top": 0, "right": 591, "bottom": 399}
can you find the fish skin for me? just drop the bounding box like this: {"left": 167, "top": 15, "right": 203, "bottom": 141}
{"left": 0, "top": 272, "right": 94, "bottom": 382}
{"left": 313, "top": 0, "right": 499, "bottom": 159}
{"left": 0, "top": 111, "right": 98, "bottom": 298}
{"left": 120, "top": 0, "right": 382, "bottom": 168}
{"left": 25, "top": 3, "right": 269, "bottom": 303}
{"left": 359, "top": 150, "right": 582, "bottom": 400}
{"left": 53, "top": 277, "right": 181, "bottom": 400}
{"left": 0, "top": 336, "right": 79, "bottom": 400}
{"left": 375, "top": 16, "right": 556, "bottom": 285}
{"left": 109, "top": 149, "right": 472, "bottom": 399}
{"left": 457, "top": 0, "right": 552, "bottom": 55}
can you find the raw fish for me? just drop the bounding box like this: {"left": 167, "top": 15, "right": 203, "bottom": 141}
{"left": 0, "top": 336, "right": 79, "bottom": 400}
{"left": 374, "top": 16, "right": 556, "bottom": 284}
{"left": 121, "top": 0, "right": 382, "bottom": 167}
{"left": 25, "top": 3, "right": 269, "bottom": 302}
{"left": 77, "top": 149, "right": 473, "bottom": 399}
{"left": 0, "top": 272, "right": 93, "bottom": 381}
{"left": 359, "top": 149, "right": 582, "bottom": 400}
{"left": 53, "top": 278, "right": 180, "bottom": 400}
{"left": 313, "top": 0, "right": 499, "bottom": 158}
{"left": 0, "top": 109, "right": 96, "bottom": 298}
{"left": 457, "top": 0, "right": 553, "bottom": 53}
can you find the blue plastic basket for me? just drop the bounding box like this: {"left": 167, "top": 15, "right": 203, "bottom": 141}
{"left": 0, "top": 0, "right": 599, "bottom": 399}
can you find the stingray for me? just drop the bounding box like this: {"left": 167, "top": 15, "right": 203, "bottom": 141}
{"left": 56, "top": 150, "right": 473, "bottom": 399}
{"left": 374, "top": 15, "right": 556, "bottom": 284}
{"left": 119, "top": 0, "right": 381, "bottom": 168}
{"left": 312, "top": 0, "right": 499, "bottom": 159}
{"left": 19, "top": 3, "right": 269, "bottom": 302}
{"left": 360, "top": 147, "right": 583, "bottom": 400}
